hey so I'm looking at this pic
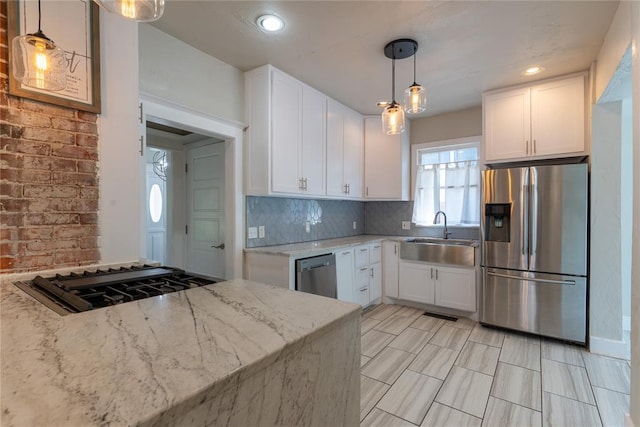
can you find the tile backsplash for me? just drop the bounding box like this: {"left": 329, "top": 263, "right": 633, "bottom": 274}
{"left": 246, "top": 198, "right": 479, "bottom": 247}
{"left": 365, "top": 201, "right": 480, "bottom": 240}
{"left": 246, "top": 197, "right": 365, "bottom": 247}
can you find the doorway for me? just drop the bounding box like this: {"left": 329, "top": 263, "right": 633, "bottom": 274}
{"left": 138, "top": 95, "right": 244, "bottom": 280}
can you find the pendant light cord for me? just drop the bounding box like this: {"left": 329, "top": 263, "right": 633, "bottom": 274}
{"left": 37, "top": 0, "right": 42, "bottom": 32}
{"left": 391, "top": 56, "right": 396, "bottom": 103}
{"left": 412, "top": 46, "right": 417, "bottom": 85}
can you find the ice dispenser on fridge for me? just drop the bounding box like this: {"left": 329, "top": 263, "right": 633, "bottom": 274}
{"left": 484, "top": 203, "right": 510, "bottom": 242}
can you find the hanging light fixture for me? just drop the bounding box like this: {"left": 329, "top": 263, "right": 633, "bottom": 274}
{"left": 404, "top": 43, "right": 426, "bottom": 114}
{"left": 94, "top": 0, "right": 165, "bottom": 22}
{"left": 11, "top": 0, "right": 67, "bottom": 91}
{"left": 379, "top": 39, "right": 421, "bottom": 135}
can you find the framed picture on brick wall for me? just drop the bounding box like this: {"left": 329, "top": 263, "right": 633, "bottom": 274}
{"left": 8, "top": 0, "right": 101, "bottom": 113}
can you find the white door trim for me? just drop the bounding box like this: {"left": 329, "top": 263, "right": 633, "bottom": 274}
{"left": 139, "top": 93, "right": 244, "bottom": 279}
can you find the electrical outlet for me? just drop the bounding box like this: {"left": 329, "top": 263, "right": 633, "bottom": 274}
{"left": 305, "top": 222, "right": 311, "bottom": 233}
{"left": 352, "top": 221, "right": 357, "bottom": 230}
{"left": 402, "top": 221, "right": 411, "bottom": 230}
{"left": 258, "top": 225, "right": 265, "bottom": 238}
{"left": 248, "top": 227, "right": 258, "bottom": 239}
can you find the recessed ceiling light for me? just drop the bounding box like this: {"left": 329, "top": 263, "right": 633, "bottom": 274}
{"left": 522, "top": 66, "right": 545, "bottom": 76}
{"left": 257, "top": 14, "right": 285, "bottom": 32}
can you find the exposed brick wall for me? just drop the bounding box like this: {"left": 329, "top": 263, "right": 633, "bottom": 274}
{"left": 0, "top": 0, "right": 101, "bottom": 274}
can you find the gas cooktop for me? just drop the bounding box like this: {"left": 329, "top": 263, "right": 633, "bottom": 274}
{"left": 14, "top": 265, "right": 218, "bottom": 316}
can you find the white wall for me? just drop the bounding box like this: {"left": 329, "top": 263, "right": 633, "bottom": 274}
{"left": 595, "top": 1, "right": 632, "bottom": 102}
{"left": 98, "top": 10, "right": 140, "bottom": 264}
{"left": 621, "top": 97, "right": 632, "bottom": 326}
{"left": 410, "top": 106, "right": 482, "bottom": 145}
{"left": 139, "top": 25, "right": 244, "bottom": 124}
{"left": 630, "top": 2, "right": 640, "bottom": 424}
{"left": 590, "top": 102, "right": 623, "bottom": 342}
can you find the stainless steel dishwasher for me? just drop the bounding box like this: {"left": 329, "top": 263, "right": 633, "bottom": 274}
{"left": 295, "top": 253, "right": 337, "bottom": 298}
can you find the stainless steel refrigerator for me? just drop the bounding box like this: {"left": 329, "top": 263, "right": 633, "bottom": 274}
{"left": 481, "top": 163, "right": 588, "bottom": 344}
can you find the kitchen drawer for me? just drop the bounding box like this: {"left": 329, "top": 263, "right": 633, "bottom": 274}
{"left": 354, "top": 246, "right": 370, "bottom": 268}
{"left": 356, "top": 266, "right": 370, "bottom": 286}
{"left": 370, "top": 243, "right": 382, "bottom": 264}
{"left": 354, "top": 284, "right": 370, "bottom": 307}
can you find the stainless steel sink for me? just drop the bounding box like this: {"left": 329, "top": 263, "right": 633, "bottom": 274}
{"left": 400, "top": 238, "right": 476, "bottom": 266}
{"left": 405, "top": 238, "right": 477, "bottom": 247}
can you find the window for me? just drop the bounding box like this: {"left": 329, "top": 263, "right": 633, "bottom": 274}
{"left": 412, "top": 139, "right": 480, "bottom": 226}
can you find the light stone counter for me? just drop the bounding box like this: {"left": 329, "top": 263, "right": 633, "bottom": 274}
{"left": 0, "top": 278, "right": 361, "bottom": 426}
{"left": 244, "top": 234, "right": 399, "bottom": 258}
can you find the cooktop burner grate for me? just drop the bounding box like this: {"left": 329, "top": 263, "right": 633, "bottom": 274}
{"left": 14, "top": 265, "right": 218, "bottom": 316}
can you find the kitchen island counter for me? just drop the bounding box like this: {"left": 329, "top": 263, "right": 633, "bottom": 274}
{"left": 0, "top": 278, "right": 360, "bottom": 426}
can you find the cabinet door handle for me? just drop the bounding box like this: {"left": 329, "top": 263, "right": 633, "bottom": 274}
{"left": 366, "top": 187, "right": 369, "bottom": 197}
{"left": 525, "top": 140, "right": 529, "bottom": 155}
{"left": 394, "top": 244, "right": 397, "bottom": 255}
{"left": 436, "top": 269, "right": 438, "bottom": 280}
{"left": 341, "top": 251, "right": 351, "bottom": 255}
{"left": 360, "top": 287, "right": 368, "bottom": 292}
{"left": 370, "top": 267, "right": 374, "bottom": 278}
{"left": 360, "top": 248, "right": 368, "bottom": 252}
{"left": 430, "top": 268, "right": 433, "bottom": 279}
{"left": 346, "top": 183, "right": 350, "bottom": 194}
{"left": 360, "top": 267, "right": 368, "bottom": 271}
{"left": 533, "top": 140, "right": 536, "bottom": 154}
{"left": 299, "top": 178, "right": 303, "bottom": 190}
{"left": 304, "top": 178, "right": 308, "bottom": 190}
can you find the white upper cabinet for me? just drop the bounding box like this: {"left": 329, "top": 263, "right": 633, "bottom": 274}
{"left": 326, "top": 99, "right": 363, "bottom": 199}
{"left": 271, "top": 70, "right": 303, "bottom": 194}
{"left": 483, "top": 73, "right": 586, "bottom": 163}
{"left": 245, "top": 65, "right": 361, "bottom": 200}
{"left": 363, "top": 116, "right": 410, "bottom": 200}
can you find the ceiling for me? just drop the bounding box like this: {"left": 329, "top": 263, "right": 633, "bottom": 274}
{"left": 151, "top": 1, "right": 619, "bottom": 118}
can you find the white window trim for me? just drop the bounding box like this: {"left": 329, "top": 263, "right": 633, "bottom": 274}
{"left": 410, "top": 136, "right": 482, "bottom": 201}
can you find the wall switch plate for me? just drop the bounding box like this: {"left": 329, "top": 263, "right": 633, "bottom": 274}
{"left": 352, "top": 221, "right": 357, "bottom": 230}
{"left": 248, "top": 227, "right": 258, "bottom": 239}
{"left": 305, "top": 222, "right": 311, "bottom": 233}
{"left": 402, "top": 221, "right": 411, "bottom": 230}
{"left": 258, "top": 225, "right": 265, "bottom": 238}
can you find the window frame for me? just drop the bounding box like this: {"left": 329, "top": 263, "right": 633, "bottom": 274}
{"left": 411, "top": 136, "right": 482, "bottom": 200}
{"left": 411, "top": 136, "right": 482, "bottom": 227}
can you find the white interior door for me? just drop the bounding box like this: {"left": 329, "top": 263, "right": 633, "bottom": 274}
{"left": 145, "top": 163, "right": 166, "bottom": 264}
{"left": 188, "top": 143, "right": 225, "bottom": 279}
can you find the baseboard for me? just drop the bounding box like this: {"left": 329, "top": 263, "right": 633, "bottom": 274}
{"left": 589, "top": 335, "right": 630, "bottom": 359}
{"left": 625, "top": 413, "right": 635, "bottom": 427}
{"left": 623, "top": 316, "right": 631, "bottom": 331}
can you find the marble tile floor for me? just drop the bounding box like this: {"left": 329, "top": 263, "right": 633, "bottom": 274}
{"left": 359, "top": 304, "right": 631, "bottom": 427}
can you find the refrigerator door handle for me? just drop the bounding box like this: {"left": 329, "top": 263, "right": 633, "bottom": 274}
{"left": 530, "top": 168, "right": 538, "bottom": 267}
{"left": 522, "top": 168, "right": 529, "bottom": 258}
{"left": 487, "top": 271, "right": 575, "bottom": 286}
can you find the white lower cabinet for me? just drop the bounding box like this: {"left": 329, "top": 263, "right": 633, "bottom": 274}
{"left": 433, "top": 265, "right": 476, "bottom": 312}
{"left": 398, "top": 261, "right": 435, "bottom": 304}
{"left": 336, "top": 249, "right": 355, "bottom": 302}
{"left": 335, "top": 242, "right": 383, "bottom": 308}
{"left": 382, "top": 241, "right": 399, "bottom": 298}
{"left": 398, "top": 260, "right": 476, "bottom": 312}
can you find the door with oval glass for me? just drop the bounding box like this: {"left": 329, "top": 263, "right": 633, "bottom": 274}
{"left": 145, "top": 152, "right": 167, "bottom": 265}
{"left": 187, "top": 143, "right": 225, "bottom": 279}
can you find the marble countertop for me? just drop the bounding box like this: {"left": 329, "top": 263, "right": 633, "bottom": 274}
{"left": 243, "top": 235, "right": 402, "bottom": 258}
{"left": 0, "top": 278, "right": 361, "bottom": 426}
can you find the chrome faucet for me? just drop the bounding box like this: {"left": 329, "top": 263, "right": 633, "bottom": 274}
{"left": 433, "top": 211, "right": 452, "bottom": 239}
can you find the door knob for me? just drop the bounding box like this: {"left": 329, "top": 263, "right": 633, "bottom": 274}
{"left": 211, "top": 243, "right": 225, "bottom": 250}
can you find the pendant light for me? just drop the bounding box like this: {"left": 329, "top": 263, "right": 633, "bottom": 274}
{"left": 403, "top": 43, "right": 426, "bottom": 114}
{"left": 381, "top": 55, "right": 405, "bottom": 135}
{"left": 94, "top": 0, "right": 165, "bottom": 22}
{"left": 380, "top": 39, "right": 418, "bottom": 135}
{"left": 11, "top": 0, "right": 67, "bottom": 91}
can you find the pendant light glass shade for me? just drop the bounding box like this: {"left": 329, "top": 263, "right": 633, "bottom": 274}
{"left": 382, "top": 102, "right": 405, "bottom": 135}
{"left": 12, "top": 31, "right": 67, "bottom": 91}
{"left": 94, "top": 0, "right": 165, "bottom": 22}
{"left": 404, "top": 83, "right": 426, "bottom": 114}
